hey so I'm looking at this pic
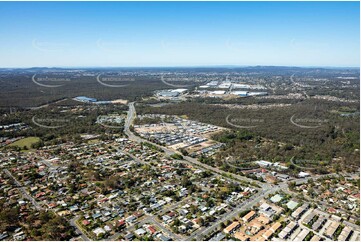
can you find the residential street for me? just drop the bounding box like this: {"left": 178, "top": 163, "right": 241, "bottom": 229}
{"left": 3, "top": 169, "right": 43, "bottom": 211}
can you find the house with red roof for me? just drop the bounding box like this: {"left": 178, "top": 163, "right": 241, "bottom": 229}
{"left": 146, "top": 225, "right": 157, "bottom": 235}
{"left": 82, "top": 220, "right": 90, "bottom": 226}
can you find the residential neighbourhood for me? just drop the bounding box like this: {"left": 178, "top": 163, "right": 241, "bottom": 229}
{"left": 1, "top": 104, "right": 359, "bottom": 241}
{"left": 134, "top": 114, "right": 224, "bottom": 157}
{"left": 0, "top": 0, "right": 360, "bottom": 241}
{"left": 0, "top": 135, "right": 259, "bottom": 241}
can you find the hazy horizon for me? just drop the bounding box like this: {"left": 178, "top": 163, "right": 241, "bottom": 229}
{"left": 0, "top": 65, "right": 360, "bottom": 70}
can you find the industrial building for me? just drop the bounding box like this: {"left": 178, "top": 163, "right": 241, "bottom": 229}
{"left": 157, "top": 91, "right": 179, "bottom": 98}
{"left": 157, "top": 89, "right": 187, "bottom": 98}
{"left": 231, "top": 91, "right": 249, "bottom": 97}
{"left": 74, "top": 96, "right": 97, "bottom": 103}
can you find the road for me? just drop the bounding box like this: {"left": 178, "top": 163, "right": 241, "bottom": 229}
{"left": 5, "top": 168, "right": 92, "bottom": 240}
{"left": 124, "top": 102, "right": 275, "bottom": 240}
{"left": 124, "top": 102, "right": 264, "bottom": 188}
{"left": 122, "top": 102, "right": 344, "bottom": 240}
{"left": 154, "top": 197, "right": 192, "bottom": 216}
{"left": 290, "top": 73, "right": 309, "bottom": 99}
{"left": 297, "top": 209, "right": 329, "bottom": 241}
{"left": 3, "top": 169, "right": 43, "bottom": 211}
{"left": 29, "top": 98, "right": 69, "bottom": 110}
{"left": 124, "top": 102, "right": 286, "bottom": 240}
{"left": 124, "top": 102, "right": 141, "bottom": 142}
{"left": 189, "top": 175, "right": 337, "bottom": 240}
{"left": 70, "top": 216, "right": 91, "bottom": 241}
{"left": 188, "top": 182, "right": 289, "bottom": 240}
{"left": 149, "top": 216, "right": 184, "bottom": 240}
{"left": 290, "top": 73, "right": 296, "bottom": 85}
{"left": 108, "top": 215, "right": 183, "bottom": 241}
{"left": 39, "top": 158, "right": 57, "bottom": 169}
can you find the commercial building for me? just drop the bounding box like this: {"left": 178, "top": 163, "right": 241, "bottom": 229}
{"left": 255, "top": 160, "right": 273, "bottom": 167}
{"left": 248, "top": 92, "right": 268, "bottom": 96}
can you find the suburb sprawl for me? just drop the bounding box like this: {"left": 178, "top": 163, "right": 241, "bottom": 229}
{"left": 0, "top": 67, "right": 359, "bottom": 241}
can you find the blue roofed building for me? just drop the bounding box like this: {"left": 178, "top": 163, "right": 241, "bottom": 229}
{"left": 74, "top": 96, "right": 97, "bottom": 103}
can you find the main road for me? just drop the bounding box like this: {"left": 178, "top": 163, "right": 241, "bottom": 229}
{"left": 123, "top": 102, "right": 331, "bottom": 240}
{"left": 124, "top": 102, "right": 265, "bottom": 188}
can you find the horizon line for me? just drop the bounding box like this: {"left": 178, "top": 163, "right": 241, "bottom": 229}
{"left": 0, "top": 64, "right": 360, "bottom": 69}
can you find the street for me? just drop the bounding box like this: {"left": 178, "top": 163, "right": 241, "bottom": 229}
{"left": 3, "top": 169, "right": 43, "bottom": 211}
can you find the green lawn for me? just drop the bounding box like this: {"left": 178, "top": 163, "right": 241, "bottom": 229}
{"left": 8, "top": 137, "right": 40, "bottom": 151}
{"left": 87, "top": 138, "right": 100, "bottom": 144}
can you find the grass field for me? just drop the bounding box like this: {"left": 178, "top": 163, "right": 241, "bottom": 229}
{"left": 87, "top": 139, "right": 100, "bottom": 144}
{"left": 8, "top": 137, "right": 40, "bottom": 151}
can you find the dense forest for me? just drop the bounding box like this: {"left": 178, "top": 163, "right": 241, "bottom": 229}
{"left": 1, "top": 104, "right": 128, "bottom": 147}
{"left": 137, "top": 98, "right": 360, "bottom": 172}
{"left": 0, "top": 74, "right": 167, "bottom": 107}
{"left": 0, "top": 203, "right": 75, "bottom": 240}
{"left": 0, "top": 67, "right": 359, "bottom": 172}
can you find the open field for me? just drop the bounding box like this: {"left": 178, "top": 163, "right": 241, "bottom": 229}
{"left": 7, "top": 136, "right": 40, "bottom": 150}
{"left": 185, "top": 140, "right": 218, "bottom": 154}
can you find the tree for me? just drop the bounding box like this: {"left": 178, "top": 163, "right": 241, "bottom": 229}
{"left": 180, "top": 148, "right": 189, "bottom": 156}
{"left": 199, "top": 217, "right": 205, "bottom": 226}
{"left": 288, "top": 181, "right": 296, "bottom": 190}
{"left": 181, "top": 176, "right": 192, "bottom": 188}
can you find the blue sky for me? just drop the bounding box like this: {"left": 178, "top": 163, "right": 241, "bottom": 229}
{"left": 0, "top": 1, "right": 359, "bottom": 67}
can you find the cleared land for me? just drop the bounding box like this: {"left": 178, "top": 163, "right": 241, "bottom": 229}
{"left": 7, "top": 137, "right": 40, "bottom": 150}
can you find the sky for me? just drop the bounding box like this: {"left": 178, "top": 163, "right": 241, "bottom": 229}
{"left": 0, "top": 1, "right": 359, "bottom": 68}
